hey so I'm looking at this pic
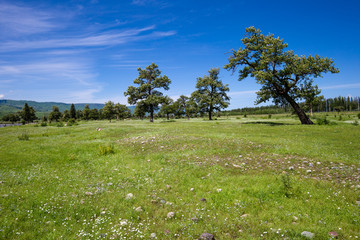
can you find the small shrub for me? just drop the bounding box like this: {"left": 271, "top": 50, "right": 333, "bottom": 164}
{"left": 56, "top": 122, "right": 64, "bottom": 127}
{"left": 40, "top": 122, "right": 47, "bottom": 127}
{"left": 236, "top": 117, "right": 241, "bottom": 120}
{"left": 358, "top": 113, "right": 360, "bottom": 119}
{"left": 18, "top": 132, "right": 29, "bottom": 141}
{"left": 316, "top": 117, "right": 337, "bottom": 125}
{"left": 268, "top": 114, "right": 272, "bottom": 119}
{"left": 244, "top": 114, "right": 247, "bottom": 118}
{"left": 339, "top": 115, "right": 343, "bottom": 121}
{"left": 352, "top": 120, "right": 359, "bottom": 126}
{"left": 281, "top": 174, "right": 293, "bottom": 198}
{"left": 99, "top": 144, "right": 115, "bottom": 156}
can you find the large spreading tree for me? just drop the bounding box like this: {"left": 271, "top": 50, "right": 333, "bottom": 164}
{"left": 124, "top": 63, "right": 171, "bottom": 122}
{"left": 224, "top": 26, "right": 339, "bottom": 124}
{"left": 191, "top": 68, "right": 230, "bottom": 120}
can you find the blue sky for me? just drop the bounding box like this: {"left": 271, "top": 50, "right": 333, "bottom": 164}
{"left": 0, "top": 0, "right": 359, "bottom": 109}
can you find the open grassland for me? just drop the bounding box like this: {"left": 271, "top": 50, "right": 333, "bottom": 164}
{"left": 0, "top": 116, "right": 359, "bottom": 239}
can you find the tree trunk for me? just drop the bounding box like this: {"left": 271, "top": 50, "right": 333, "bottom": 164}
{"left": 284, "top": 94, "right": 313, "bottom": 124}
{"left": 208, "top": 110, "right": 212, "bottom": 120}
{"left": 310, "top": 104, "right": 313, "bottom": 117}
{"left": 150, "top": 104, "right": 154, "bottom": 122}
{"left": 166, "top": 113, "right": 169, "bottom": 120}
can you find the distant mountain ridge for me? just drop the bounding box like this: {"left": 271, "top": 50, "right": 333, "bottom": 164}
{"left": 0, "top": 99, "right": 134, "bottom": 118}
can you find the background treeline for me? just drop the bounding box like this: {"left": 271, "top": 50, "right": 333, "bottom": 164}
{"left": 223, "top": 96, "right": 360, "bottom": 116}
{"left": 1, "top": 96, "right": 359, "bottom": 124}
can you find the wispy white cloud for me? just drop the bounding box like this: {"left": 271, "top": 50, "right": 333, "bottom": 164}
{"left": 0, "top": 2, "right": 56, "bottom": 36}
{"left": 0, "top": 94, "right": 4, "bottom": 98}
{"left": 0, "top": 60, "right": 97, "bottom": 86}
{"left": 321, "top": 83, "right": 360, "bottom": 90}
{"left": 0, "top": 26, "right": 176, "bottom": 52}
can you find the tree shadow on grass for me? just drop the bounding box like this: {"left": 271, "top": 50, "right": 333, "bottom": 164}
{"left": 241, "top": 121, "right": 293, "bottom": 126}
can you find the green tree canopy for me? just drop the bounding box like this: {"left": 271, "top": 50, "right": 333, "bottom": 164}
{"left": 49, "top": 106, "right": 62, "bottom": 122}
{"left": 224, "top": 26, "right": 339, "bottom": 124}
{"left": 20, "top": 103, "right": 37, "bottom": 123}
{"left": 102, "top": 101, "right": 115, "bottom": 122}
{"left": 83, "top": 104, "right": 91, "bottom": 120}
{"left": 114, "top": 103, "right": 131, "bottom": 120}
{"left": 124, "top": 63, "right": 171, "bottom": 122}
{"left": 134, "top": 102, "right": 147, "bottom": 120}
{"left": 70, "top": 104, "right": 76, "bottom": 119}
{"left": 191, "top": 68, "right": 230, "bottom": 120}
{"left": 159, "top": 96, "right": 174, "bottom": 120}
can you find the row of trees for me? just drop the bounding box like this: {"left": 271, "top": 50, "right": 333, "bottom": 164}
{"left": 124, "top": 27, "right": 339, "bottom": 124}
{"left": 125, "top": 64, "right": 230, "bottom": 121}
{"left": 47, "top": 102, "right": 131, "bottom": 122}
{"left": 2, "top": 27, "right": 340, "bottom": 125}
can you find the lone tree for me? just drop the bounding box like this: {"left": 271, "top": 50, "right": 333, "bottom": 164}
{"left": 191, "top": 68, "right": 230, "bottom": 120}
{"left": 224, "top": 26, "right": 339, "bottom": 124}
{"left": 70, "top": 104, "right": 76, "bottom": 119}
{"left": 20, "top": 103, "right": 37, "bottom": 123}
{"left": 124, "top": 63, "right": 171, "bottom": 122}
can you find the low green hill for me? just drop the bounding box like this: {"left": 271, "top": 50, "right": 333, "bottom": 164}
{"left": 0, "top": 99, "right": 135, "bottom": 118}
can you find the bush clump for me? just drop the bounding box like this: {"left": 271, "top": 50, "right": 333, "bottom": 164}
{"left": 98, "top": 144, "right": 115, "bottom": 156}
{"left": 18, "top": 132, "right": 29, "bottom": 141}
{"left": 316, "top": 117, "right": 335, "bottom": 125}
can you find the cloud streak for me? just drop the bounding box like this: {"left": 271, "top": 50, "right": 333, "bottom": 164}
{"left": 0, "top": 2, "right": 56, "bottom": 35}
{"left": 0, "top": 26, "right": 176, "bottom": 52}
{"left": 321, "top": 83, "right": 360, "bottom": 90}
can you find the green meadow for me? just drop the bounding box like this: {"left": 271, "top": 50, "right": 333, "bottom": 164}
{"left": 0, "top": 115, "right": 359, "bottom": 239}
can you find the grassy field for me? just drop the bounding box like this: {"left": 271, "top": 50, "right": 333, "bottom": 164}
{"left": 0, "top": 115, "right": 359, "bottom": 239}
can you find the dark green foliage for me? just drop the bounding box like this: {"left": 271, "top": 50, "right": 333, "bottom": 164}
{"left": 316, "top": 117, "right": 335, "bottom": 125}
{"left": 225, "top": 26, "right": 339, "bottom": 124}
{"left": 83, "top": 104, "right": 91, "bottom": 120}
{"left": 133, "top": 102, "right": 147, "bottom": 120}
{"left": 89, "top": 108, "right": 100, "bottom": 120}
{"left": 62, "top": 110, "right": 71, "bottom": 121}
{"left": 159, "top": 96, "right": 174, "bottom": 120}
{"left": 114, "top": 103, "right": 131, "bottom": 120}
{"left": 49, "top": 106, "right": 62, "bottom": 122}
{"left": 19, "top": 103, "right": 37, "bottom": 123}
{"left": 2, "top": 113, "right": 20, "bottom": 123}
{"left": 174, "top": 95, "right": 197, "bottom": 120}
{"left": 281, "top": 174, "right": 293, "bottom": 198}
{"left": 191, "top": 68, "right": 230, "bottom": 120}
{"left": 358, "top": 113, "right": 360, "bottom": 119}
{"left": 353, "top": 120, "right": 359, "bottom": 126}
{"left": 102, "top": 101, "right": 115, "bottom": 122}
{"left": 124, "top": 63, "right": 171, "bottom": 122}
{"left": 70, "top": 104, "right": 76, "bottom": 119}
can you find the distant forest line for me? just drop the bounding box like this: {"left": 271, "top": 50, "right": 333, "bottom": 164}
{"left": 1, "top": 96, "right": 359, "bottom": 121}
{"left": 223, "top": 96, "right": 360, "bottom": 115}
